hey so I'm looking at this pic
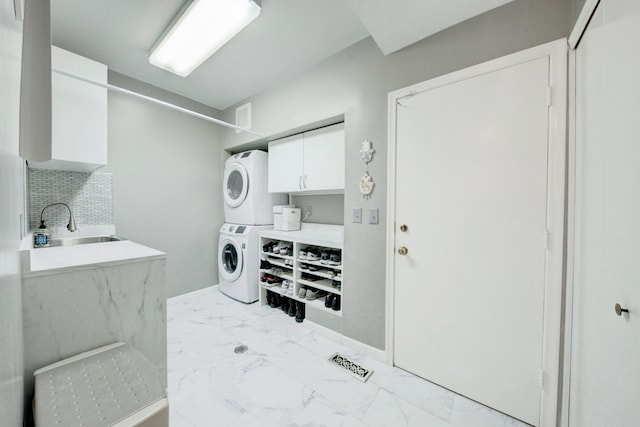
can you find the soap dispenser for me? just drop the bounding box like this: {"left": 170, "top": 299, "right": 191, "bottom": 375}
{"left": 33, "top": 220, "right": 52, "bottom": 248}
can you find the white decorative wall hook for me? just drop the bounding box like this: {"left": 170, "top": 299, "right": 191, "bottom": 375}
{"left": 359, "top": 139, "right": 375, "bottom": 199}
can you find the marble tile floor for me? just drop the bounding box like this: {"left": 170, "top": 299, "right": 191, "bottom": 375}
{"left": 167, "top": 287, "right": 529, "bottom": 427}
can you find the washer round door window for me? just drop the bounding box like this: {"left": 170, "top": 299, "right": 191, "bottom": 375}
{"left": 219, "top": 238, "right": 243, "bottom": 282}
{"left": 223, "top": 163, "right": 248, "bottom": 208}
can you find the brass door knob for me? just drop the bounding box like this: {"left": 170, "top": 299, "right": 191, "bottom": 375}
{"left": 398, "top": 246, "right": 408, "bottom": 255}
{"left": 400, "top": 224, "right": 408, "bottom": 232}
{"left": 615, "top": 303, "right": 629, "bottom": 316}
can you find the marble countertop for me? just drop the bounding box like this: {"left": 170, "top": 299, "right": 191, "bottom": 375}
{"left": 260, "top": 223, "right": 344, "bottom": 248}
{"left": 23, "top": 240, "right": 166, "bottom": 278}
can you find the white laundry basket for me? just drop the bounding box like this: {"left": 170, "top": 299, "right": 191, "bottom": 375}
{"left": 33, "top": 342, "right": 168, "bottom": 427}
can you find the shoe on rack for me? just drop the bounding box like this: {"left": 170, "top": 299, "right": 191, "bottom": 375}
{"left": 287, "top": 287, "right": 293, "bottom": 296}
{"left": 306, "top": 248, "right": 320, "bottom": 261}
{"left": 298, "top": 250, "right": 307, "bottom": 260}
{"left": 305, "top": 289, "right": 319, "bottom": 301}
{"left": 308, "top": 264, "right": 321, "bottom": 272}
{"left": 329, "top": 252, "right": 342, "bottom": 266}
{"left": 262, "top": 242, "right": 276, "bottom": 253}
{"left": 280, "top": 280, "right": 289, "bottom": 290}
{"left": 331, "top": 295, "right": 341, "bottom": 311}
{"left": 288, "top": 299, "right": 296, "bottom": 317}
{"left": 286, "top": 246, "right": 294, "bottom": 257}
{"left": 299, "top": 263, "right": 309, "bottom": 271}
{"left": 282, "top": 297, "right": 290, "bottom": 313}
{"left": 320, "top": 250, "right": 331, "bottom": 264}
{"left": 266, "top": 291, "right": 273, "bottom": 306}
{"left": 260, "top": 273, "right": 268, "bottom": 283}
{"left": 298, "top": 286, "right": 308, "bottom": 299}
{"left": 324, "top": 293, "right": 335, "bottom": 308}
{"left": 260, "top": 258, "right": 272, "bottom": 269}
{"left": 295, "top": 301, "right": 305, "bottom": 323}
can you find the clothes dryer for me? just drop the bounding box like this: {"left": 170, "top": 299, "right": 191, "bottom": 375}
{"left": 218, "top": 223, "right": 271, "bottom": 303}
{"left": 223, "top": 150, "right": 288, "bottom": 225}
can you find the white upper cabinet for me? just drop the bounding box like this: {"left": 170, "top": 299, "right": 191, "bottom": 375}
{"left": 268, "top": 134, "right": 304, "bottom": 192}
{"left": 268, "top": 122, "right": 345, "bottom": 194}
{"left": 29, "top": 46, "right": 108, "bottom": 172}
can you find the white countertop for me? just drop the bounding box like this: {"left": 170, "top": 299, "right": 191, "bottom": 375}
{"left": 23, "top": 240, "right": 166, "bottom": 278}
{"left": 260, "top": 223, "right": 344, "bottom": 248}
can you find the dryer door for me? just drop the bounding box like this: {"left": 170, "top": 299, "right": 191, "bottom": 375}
{"left": 219, "top": 237, "right": 243, "bottom": 282}
{"left": 223, "top": 163, "right": 249, "bottom": 208}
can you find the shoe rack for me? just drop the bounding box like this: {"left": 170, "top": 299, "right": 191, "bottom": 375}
{"left": 258, "top": 230, "right": 343, "bottom": 318}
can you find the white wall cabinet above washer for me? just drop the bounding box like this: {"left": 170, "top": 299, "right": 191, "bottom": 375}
{"left": 268, "top": 122, "right": 345, "bottom": 194}
{"left": 29, "top": 46, "right": 108, "bottom": 173}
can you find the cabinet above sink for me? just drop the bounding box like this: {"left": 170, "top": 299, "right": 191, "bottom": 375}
{"left": 27, "top": 46, "right": 108, "bottom": 173}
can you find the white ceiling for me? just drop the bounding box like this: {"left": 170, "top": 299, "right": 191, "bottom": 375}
{"left": 346, "top": 0, "right": 516, "bottom": 55}
{"left": 51, "top": 0, "right": 516, "bottom": 111}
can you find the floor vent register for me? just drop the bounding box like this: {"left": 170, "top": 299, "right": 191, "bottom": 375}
{"left": 328, "top": 353, "right": 373, "bottom": 383}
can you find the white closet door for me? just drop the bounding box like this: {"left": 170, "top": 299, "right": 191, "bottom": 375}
{"left": 570, "top": 1, "right": 640, "bottom": 425}
{"left": 394, "top": 56, "right": 551, "bottom": 425}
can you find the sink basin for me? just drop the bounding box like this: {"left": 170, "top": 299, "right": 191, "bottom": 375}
{"left": 51, "top": 235, "right": 126, "bottom": 247}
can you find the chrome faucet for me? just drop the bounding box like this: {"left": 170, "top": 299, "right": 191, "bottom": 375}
{"left": 39, "top": 203, "right": 77, "bottom": 232}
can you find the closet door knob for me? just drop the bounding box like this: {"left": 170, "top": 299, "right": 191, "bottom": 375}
{"left": 400, "top": 224, "right": 408, "bottom": 232}
{"left": 398, "top": 247, "right": 408, "bottom": 255}
{"left": 615, "top": 303, "right": 629, "bottom": 316}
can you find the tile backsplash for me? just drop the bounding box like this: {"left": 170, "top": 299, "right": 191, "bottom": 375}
{"left": 28, "top": 169, "right": 115, "bottom": 232}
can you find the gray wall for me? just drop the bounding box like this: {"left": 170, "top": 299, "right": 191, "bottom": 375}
{"left": 573, "top": 0, "right": 587, "bottom": 24}
{"left": 0, "top": 1, "right": 25, "bottom": 425}
{"left": 222, "top": 0, "right": 572, "bottom": 350}
{"left": 291, "top": 194, "right": 344, "bottom": 225}
{"left": 103, "top": 74, "right": 224, "bottom": 298}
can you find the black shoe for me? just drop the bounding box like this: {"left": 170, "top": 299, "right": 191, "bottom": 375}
{"left": 295, "top": 301, "right": 305, "bottom": 323}
{"left": 331, "top": 295, "right": 341, "bottom": 311}
{"left": 288, "top": 299, "right": 296, "bottom": 317}
{"left": 260, "top": 259, "right": 272, "bottom": 269}
{"left": 324, "top": 293, "right": 334, "bottom": 308}
{"left": 266, "top": 291, "right": 273, "bottom": 307}
{"left": 282, "top": 297, "right": 289, "bottom": 313}
{"left": 272, "top": 295, "right": 282, "bottom": 308}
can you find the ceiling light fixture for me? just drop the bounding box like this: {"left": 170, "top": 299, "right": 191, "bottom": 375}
{"left": 149, "top": 0, "right": 261, "bottom": 77}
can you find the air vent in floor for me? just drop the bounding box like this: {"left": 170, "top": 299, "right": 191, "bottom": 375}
{"left": 328, "top": 353, "right": 373, "bottom": 382}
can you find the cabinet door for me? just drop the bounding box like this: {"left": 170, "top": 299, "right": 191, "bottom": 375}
{"left": 302, "top": 122, "right": 345, "bottom": 192}
{"left": 268, "top": 134, "right": 304, "bottom": 192}
{"left": 48, "top": 47, "right": 107, "bottom": 171}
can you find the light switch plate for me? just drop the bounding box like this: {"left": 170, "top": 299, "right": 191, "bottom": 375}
{"left": 353, "top": 208, "right": 362, "bottom": 223}
{"left": 369, "top": 208, "right": 379, "bottom": 224}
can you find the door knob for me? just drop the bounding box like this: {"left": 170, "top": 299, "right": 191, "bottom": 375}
{"left": 398, "top": 246, "right": 408, "bottom": 255}
{"left": 400, "top": 224, "right": 408, "bottom": 232}
{"left": 615, "top": 303, "right": 629, "bottom": 316}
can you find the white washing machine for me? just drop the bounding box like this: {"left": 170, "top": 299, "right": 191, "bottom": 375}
{"left": 218, "top": 223, "right": 271, "bottom": 303}
{"left": 223, "top": 150, "right": 288, "bottom": 225}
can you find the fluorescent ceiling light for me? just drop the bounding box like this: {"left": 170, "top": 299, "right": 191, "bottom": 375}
{"left": 149, "top": 0, "right": 261, "bottom": 77}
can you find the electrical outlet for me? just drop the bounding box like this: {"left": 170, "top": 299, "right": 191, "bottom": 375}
{"left": 353, "top": 208, "right": 362, "bottom": 223}
{"left": 369, "top": 208, "right": 379, "bottom": 224}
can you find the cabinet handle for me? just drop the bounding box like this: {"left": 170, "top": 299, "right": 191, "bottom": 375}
{"left": 299, "top": 176, "right": 302, "bottom": 189}
{"left": 398, "top": 247, "right": 408, "bottom": 255}
{"left": 303, "top": 175, "right": 307, "bottom": 189}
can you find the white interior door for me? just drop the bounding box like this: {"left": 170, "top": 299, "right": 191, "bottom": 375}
{"left": 393, "top": 57, "right": 552, "bottom": 425}
{"left": 570, "top": 1, "right": 640, "bottom": 425}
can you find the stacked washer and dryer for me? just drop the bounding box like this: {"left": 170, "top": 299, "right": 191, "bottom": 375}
{"left": 218, "top": 150, "right": 288, "bottom": 303}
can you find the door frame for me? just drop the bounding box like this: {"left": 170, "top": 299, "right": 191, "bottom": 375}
{"left": 385, "top": 38, "right": 568, "bottom": 427}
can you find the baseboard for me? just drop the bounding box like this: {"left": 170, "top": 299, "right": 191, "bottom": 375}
{"left": 304, "top": 320, "right": 387, "bottom": 363}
